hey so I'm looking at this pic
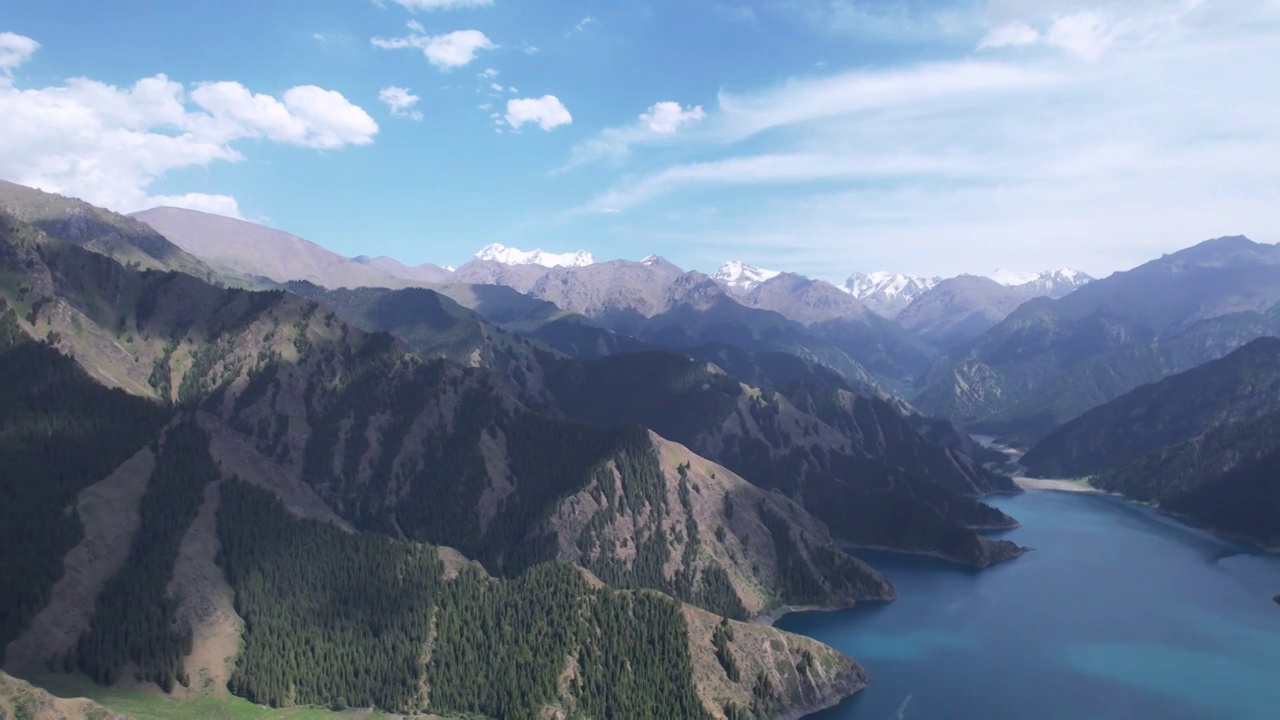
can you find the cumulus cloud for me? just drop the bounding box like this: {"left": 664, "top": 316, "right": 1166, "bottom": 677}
{"left": 0, "top": 32, "right": 39, "bottom": 79}
{"left": 640, "top": 101, "right": 706, "bottom": 133}
{"left": 505, "top": 95, "right": 572, "bottom": 131}
{"left": 372, "top": 24, "right": 496, "bottom": 69}
{"left": 378, "top": 85, "right": 423, "bottom": 120}
{"left": 386, "top": 0, "right": 493, "bottom": 10}
{"left": 0, "top": 38, "right": 378, "bottom": 215}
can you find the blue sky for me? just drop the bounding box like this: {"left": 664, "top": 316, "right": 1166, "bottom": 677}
{"left": 1, "top": 0, "right": 1279, "bottom": 281}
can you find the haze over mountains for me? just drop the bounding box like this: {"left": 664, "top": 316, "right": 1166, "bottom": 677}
{"left": 0, "top": 180, "right": 1034, "bottom": 719}
{"left": 916, "top": 235, "right": 1280, "bottom": 443}
{"left": 3, "top": 178, "right": 1279, "bottom": 718}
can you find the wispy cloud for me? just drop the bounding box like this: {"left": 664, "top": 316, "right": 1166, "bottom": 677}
{"left": 383, "top": 0, "right": 493, "bottom": 10}
{"left": 557, "top": 101, "right": 709, "bottom": 171}
{"left": 562, "top": 0, "right": 1280, "bottom": 277}
{"left": 567, "top": 16, "right": 599, "bottom": 37}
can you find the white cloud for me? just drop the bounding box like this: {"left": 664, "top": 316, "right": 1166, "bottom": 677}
{"left": 386, "top": 0, "right": 493, "bottom": 10}
{"left": 188, "top": 83, "right": 378, "bottom": 148}
{"left": 0, "top": 44, "right": 378, "bottom": 215}
{"left": 425, "top": 30, "right": 496, "bottom": 68}
{"left": 149, "top": 192, "right": 244, "bottom": 219}
{"left": 562, "top": 2, "right": 1280, "bottom": 277}
{"left": 479, "top": 67, "right": 499, "bottom": 78}
{"left": 378, "top": 85, "right": 423, "bottom": 120}
{"left": 559, "top": 100, "right": 711, "bottom": 171}
{"left": 1045, "top": 12, "right": 1112, "bottom": 61}
{"left": 570, "top": 151, "right": 989, "bottom": 215}
{"left": 568, "top": 16, "right": 598, "bottom": 36}
{"left": 505, "top": 95, "right": 572, "bottom": 131}
{"left": 640, "top": 101, "right": 706, "bottom": 133}
{"left": 978, "top": 21, "right": 1041, "bottom": 49}
{"left": 0, "top": 32, "right": 39, "bottom": 79}
{"left": 372, "top": 25, "right": 496, "bottom": 69}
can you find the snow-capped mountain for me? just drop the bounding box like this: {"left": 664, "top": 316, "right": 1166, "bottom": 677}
{"left": 989, "top": 268, "right": 1094, "bottom": 297}
{"left": 841, "top": 272, "right": 941, "bottom": 318}
{"left": 714, "top": 260, "right": 781, "bottom": 292}
{"left": 987, "top": 268, "right": 1042, "bottom": 287}
{"left": 474, "top": 243, "right": 595, "bottom": 268}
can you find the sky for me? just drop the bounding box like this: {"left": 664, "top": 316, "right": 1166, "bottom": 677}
{"left": 1, "top": 0, "right": 1279, "bottom": 282}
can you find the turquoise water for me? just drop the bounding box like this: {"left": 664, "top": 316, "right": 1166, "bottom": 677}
{"left": 777, "top": 491, "right": 1280, "bottom": 720}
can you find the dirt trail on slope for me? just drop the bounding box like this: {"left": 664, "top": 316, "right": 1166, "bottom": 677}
{"left": 4, "top": 448, "right": 156, "bottom": 673}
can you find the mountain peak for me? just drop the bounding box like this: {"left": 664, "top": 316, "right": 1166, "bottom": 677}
{"left": 474, "top": 243, "right": 594, "bottom": 268}
{"left": 988, "top": 268, "right": 1094, "bottom": 294}
{"left": 841, "top": 271, "right": 941, "bottom": 318}
{"left": 713, "top": 260, "right": 780, "bottom": 291}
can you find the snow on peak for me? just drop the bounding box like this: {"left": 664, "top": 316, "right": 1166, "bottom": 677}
{"left": 989, "top": 268, "right": 1094, "bottom": 292}
{"left": 474, "top": 243, "right": 595, "bottom": 268}
{"left": 842, "top": 272, "right": 940, "bottom": 301}
{"left": 988, "top": 268, "right": 1042, "bottom": 287}
{"left": 443, "top": 265, "right": 456, "bottom": 273}
{"left": 714, "top": 260, "right": 781, "bottom": 291}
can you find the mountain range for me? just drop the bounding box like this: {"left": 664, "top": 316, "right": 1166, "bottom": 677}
{"left": 0, "top": 206, "right": 882, "bottom": 718}
{"left": 915, "top": 236, "right": 1280, "bottom": 444}
{"left": 843, "top": 268, "right": 1092, "bottom": 320}
{"left": 714, "top": 261, "right": 782, "bottom": 292}
{"left": 1021, "top": 338, "right": 1280, "bottom": 546}
{"left": 474, "top": 242, "right": 595, "bottom": 268}
{"left": 131, "top": 206, "right": 450, "bottom": 289}
{"left": 0, "top": 182, "right": 1036, "bottom": 719}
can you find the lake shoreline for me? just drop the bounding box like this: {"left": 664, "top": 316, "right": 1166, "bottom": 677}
{"left": 774, "top": 490, "right": 1280, "bottom": 719}
{"left": 1013, "top": 476, "right": 1100, "bottom": 493}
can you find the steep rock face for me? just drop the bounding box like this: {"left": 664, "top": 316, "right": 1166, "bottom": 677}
{"left": 547, "top": 434, "right": 894, "bottom": 619}
{"left": 683, "top": 607, "right": 866, "bottom": 720}
{"left": 0, "top": 671, "right": 125, "bottom": 720}
{"left": 1023, "top": 338, "right": 1280, "bottom": 478}
{"left": 0, "top": 182, "right": 219, "bottom": 286}
{"left": 545, "top": 352, "right": 1024, "bottom": 567}
{"left": 916, "top": 236, "right": 1280, "bottom": 436}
